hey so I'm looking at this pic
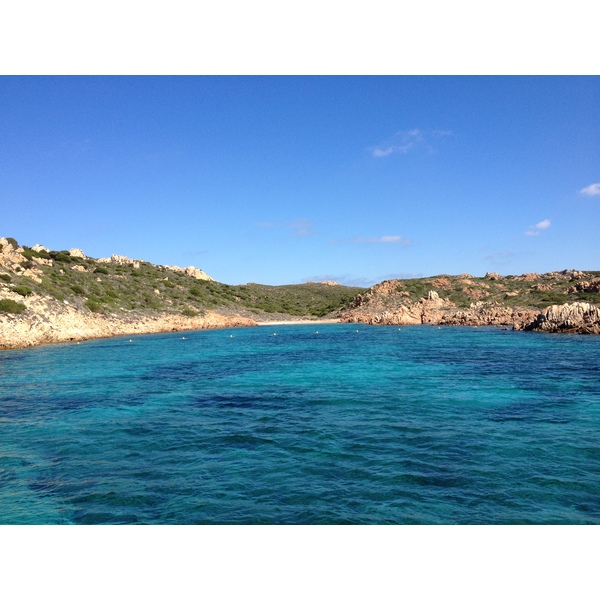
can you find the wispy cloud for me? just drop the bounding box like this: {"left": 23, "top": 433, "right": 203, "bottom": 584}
{"left": 369, "top": 129, "right": 451, "bottom": 158}
{"left": 289, "top": 219, "right": 314, "bottom": 237}
{"left": 525, "top": 219, "right": 551, "bottom": 237}
{"left": 580, "top": 183, "right": 600, "bottom": 197}
{"left": 354, "top": 235, "right": 411, "bottom": 244}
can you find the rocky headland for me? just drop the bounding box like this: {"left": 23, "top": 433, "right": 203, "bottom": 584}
{"left": 337, "top": 271, "right": 600, "bottom": 334}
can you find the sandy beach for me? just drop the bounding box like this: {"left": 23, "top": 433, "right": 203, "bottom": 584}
{"left": 256, "top": 319, "right": 341, "bottom": 326}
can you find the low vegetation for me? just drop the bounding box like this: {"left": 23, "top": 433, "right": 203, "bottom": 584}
{"left": 0, "top": 298, "right": 26, "bottom": 314}
{"left": 2, "top": 237, "right": 598, "bottom": 322}
{"left": 350, "top": 271, "right": 600, "bottom": 312}
{"left": 0, "top": 242, "right": 366, "bottom": 319}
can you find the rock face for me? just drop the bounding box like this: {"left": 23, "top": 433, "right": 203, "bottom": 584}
{"left": 439, "top": 303, "right": 537, "bottom": 329}
{"left": 0, "top": 241, "right": 25, "bottom": 267}
{"left": 69, "top": 248, "right": 86, "bottom": 259}
{"left": 567, "top": 279, "right": 600, "bottom": 294}
{"left": 524, "top": 302, "right": 600, "bottom": 334}
{"left": 341, "top": 289, "right": 459, "bottom": 326}
{"left": 0, "top": 294, "right": 256, "bottom": 350}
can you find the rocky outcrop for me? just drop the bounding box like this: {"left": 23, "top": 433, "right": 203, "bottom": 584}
{"left": 164, "top": 265, "right": 214, "bottom": 281}
{"left": 524, "top": 302, "right": 600, "bottom": 334}
{"left": 69, "top": 248, "right": 86, "bottom": 259}
{"left": 439, "top": 302, "right": 537, "bottom": 329}
{"left": 98, "top": 254, "right": 141, "bottom": 269}
{"left": 0, "top": 241, "right": 25, "bottom": 266}
{"left": 341, "top": 289, "right": 458, "bottom": 326}
{"left": 566, "top": 279, "right": 600, "bottom": 294}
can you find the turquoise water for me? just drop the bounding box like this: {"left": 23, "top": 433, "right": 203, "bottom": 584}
{"left": 1, "top": 323, "right": 599, "bottom": 524}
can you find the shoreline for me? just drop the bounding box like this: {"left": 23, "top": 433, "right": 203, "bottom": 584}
{"left": 0, "top": 308, "right": 258, "bottom": 352}
{"left": 3, "top": 301, "right": 599, "bottom": 352}
{"left": 256, "top": 318, "right": 341, "bottom": 326}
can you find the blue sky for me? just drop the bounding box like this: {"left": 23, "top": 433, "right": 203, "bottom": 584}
{"left": 1, "top": 76, "right": 598, "bottom": 286}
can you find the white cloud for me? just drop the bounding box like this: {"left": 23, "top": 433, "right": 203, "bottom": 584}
{"left": 580, "top": 183, "right": 600, "bottom": 197}
{"left": 525, "top": 219, "right": 551, "bottom": 236}
{"left": 352, "top": 235, "right": 412, "bottom": 245}
{"left": 369, "top": 129, "right": 423, "bottom": 158}
{"left": 371, "top": 146, "right": 395, "bottom": 158}
{"left": 369, "top": 128, "right": 451, "bottom": 158}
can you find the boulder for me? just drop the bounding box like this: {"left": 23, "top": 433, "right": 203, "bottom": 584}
{"left": 184, "top": 266, "right": 214, "bottom": 281}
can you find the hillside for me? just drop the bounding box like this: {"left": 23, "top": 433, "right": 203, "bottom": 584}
{"left": 0, "top": 236, "right": 366, "bottom": 348}
{"left": 338, "top": 271, "right": 600, "bottom": 331}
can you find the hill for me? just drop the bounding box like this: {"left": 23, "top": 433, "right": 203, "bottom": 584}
{"left": 337, "top": 271, "right": 600, "bottom": 332}
{"left": 0, "top": 236, "right": 366, "bottom": 348}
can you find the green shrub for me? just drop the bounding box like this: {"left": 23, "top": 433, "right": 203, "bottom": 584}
{"left": 5, "top": 237, "right": 18, "bottom": 250}
{"left": 85, "top": 299, "right": 103, "bottom": 312}
{"left": 182, "top": 308, "right": 201, "bottom": 317}
{"left": 53, "top": 251, "right": 72, "bottom": 263}
{"left": 21, "top": 248, "right": 40, "bottom": 260}
{"left": 13, "top": 285, "right": 33, "bottom": 296}
{"left": 70, "top": 284, "right": 85, "bottom": 295}
{"left": 0, "top": 273, "right": 10, "bottom": 283}
{"left": 0, "top": 298, "right": 26, "bottom": 314}
{"left": 94, "top": 266, "right": 109, "bottom": 275}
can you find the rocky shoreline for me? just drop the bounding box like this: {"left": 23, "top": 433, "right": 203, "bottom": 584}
{"left": 338, "top": 290, "right": 600, "bottom": 335}
{"left": 0, "top": 295, "right": 257, "bottom": 350}
{"left": 3, "top": 297, "right": 599, "bottom": 352}
{"left": 1, "top": 236, "right": 599, "bottom": 349}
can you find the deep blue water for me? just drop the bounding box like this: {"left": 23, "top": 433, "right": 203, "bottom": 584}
{"left": 1, "top": 323, "right": 599, "bottom": 524}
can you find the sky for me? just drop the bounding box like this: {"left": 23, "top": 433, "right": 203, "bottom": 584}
{"left": 1, "top": 76, "right": 599, "bottom": 286}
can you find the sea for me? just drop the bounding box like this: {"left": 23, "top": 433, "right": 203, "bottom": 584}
{"left": 1, "top": 323, "right": 599, "bottom": 525}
